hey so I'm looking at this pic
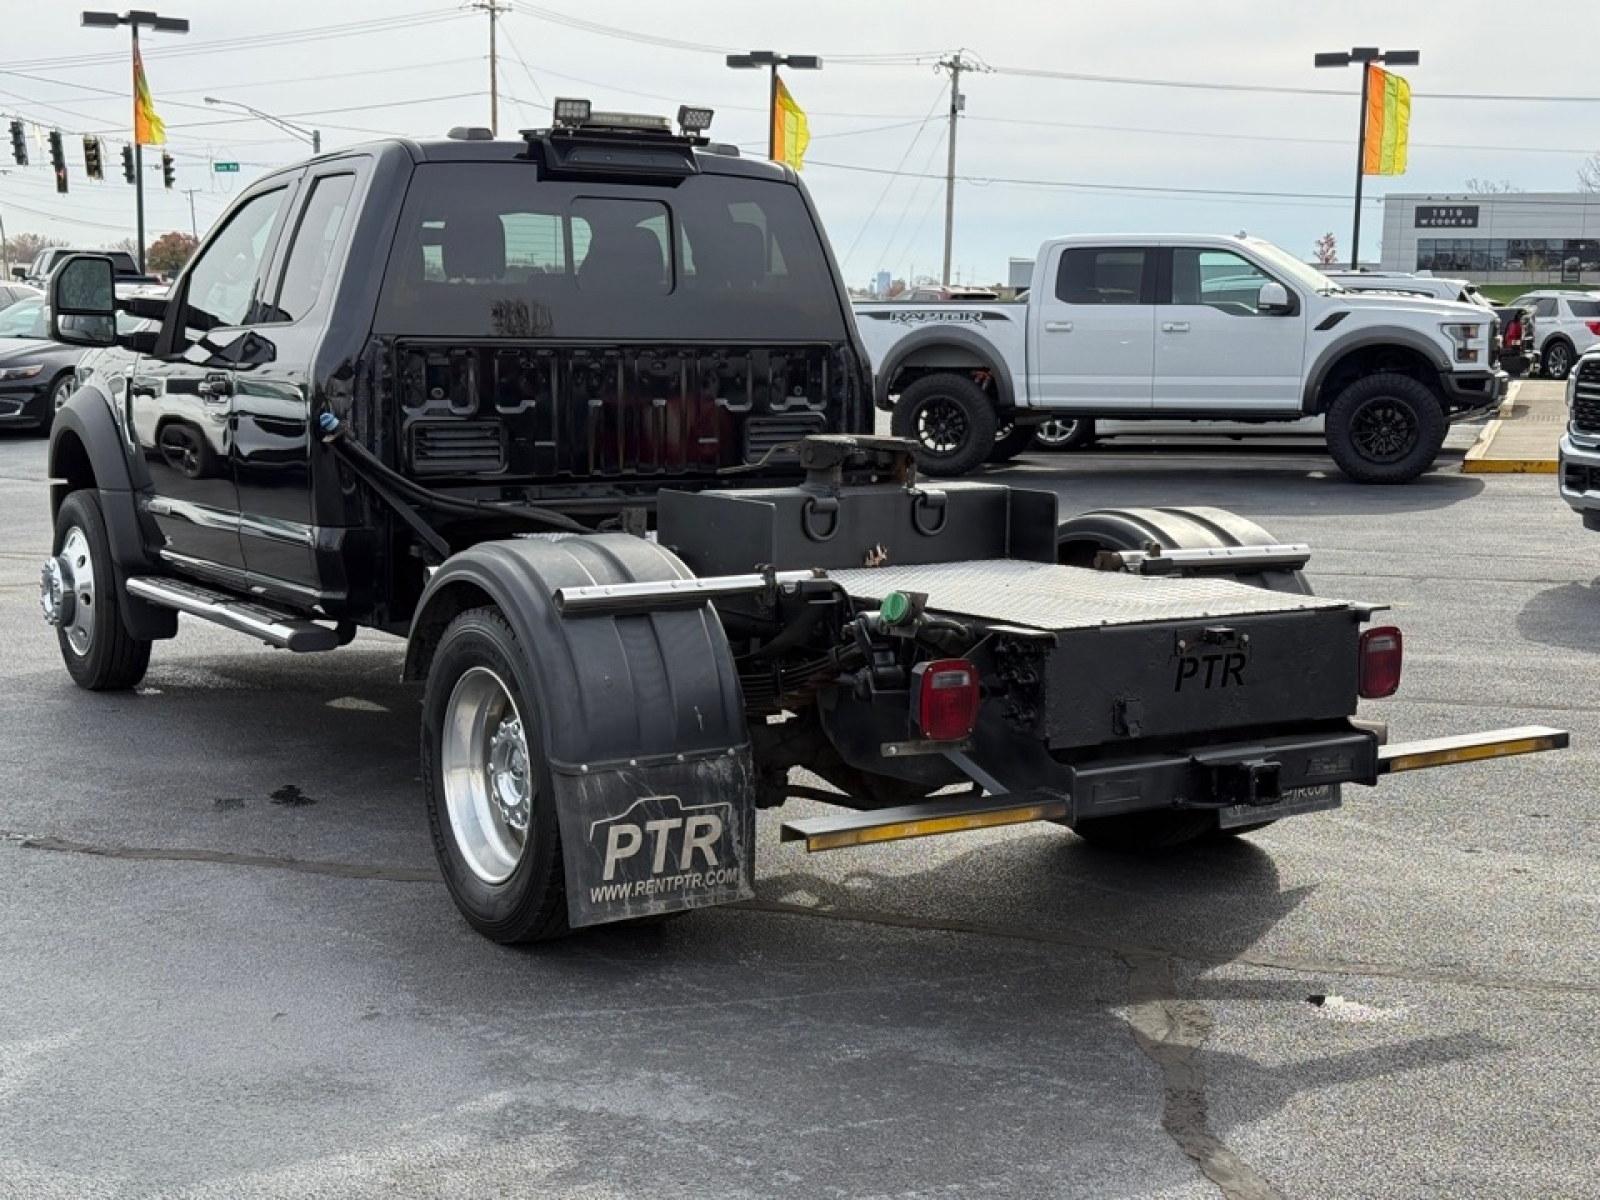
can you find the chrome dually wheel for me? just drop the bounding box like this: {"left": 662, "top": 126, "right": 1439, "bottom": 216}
{"left": 441, "top": 665, "right": 534, "bottom": 884}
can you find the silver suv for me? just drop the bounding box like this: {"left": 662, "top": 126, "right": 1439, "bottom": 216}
{"left": 1509, "top": 290, "right": 1600, "bottom": 380}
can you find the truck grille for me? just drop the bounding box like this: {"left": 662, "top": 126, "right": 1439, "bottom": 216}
{"left": 408, "top": 420, "right": 507, "bottom": 475}
{"left": 1573, "top": 360, "right": 1600, "bottom": 434}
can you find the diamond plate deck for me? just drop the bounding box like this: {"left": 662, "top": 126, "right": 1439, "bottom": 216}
{"left": 827, "top": 560, "right": 1345, "bottom": 631}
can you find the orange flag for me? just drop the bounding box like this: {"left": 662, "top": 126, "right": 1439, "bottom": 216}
{"left": 133, "top": 43, "right": 166, "bottom": 146}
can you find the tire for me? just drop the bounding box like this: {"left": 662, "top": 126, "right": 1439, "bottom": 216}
{"left": 35, "top": 374, "right": 74, "bottom": 437}
{"left": 47, "top": 490, "right": 152, "bottom": 691}
{"left": 421, "top": 606, "right": 570, "bottom": 944}
{"left": 1543, "top": 338, "right": 1576, "bottom": 381}
{"left": 1034, "top": 417, "right": 1095, "bottom": 452}
{"left": 889, "top": 373, "right": 997, "bottom": 477}
{"left": 987, "top": 421, "right": 1036, "bottom": 463}
{"left": 1054, "top": 506, "right": 1313, "bottom": 850}
{"left": 1324, "top": 372, "right": 1447, "bottom": 485}
{"left": 1072, "top": 810, "right": 1218, "bottom": 852}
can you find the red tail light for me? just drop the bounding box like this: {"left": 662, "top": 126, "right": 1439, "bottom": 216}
{"left": 1587, "top": 321, "right": 1600, "bottom": 336}
{"left": 1505, "top": 318, "right": 1521, "bottom": 344}
{"left": 913, "top": 658, "right": 981, "bottom": 741}
{"left": 1358, "top": 626, "right": 1403, "bottom": 699}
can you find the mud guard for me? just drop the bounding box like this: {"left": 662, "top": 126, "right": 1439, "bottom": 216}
{"left": 406, "top": 534, "right": 755, "bottom": 927}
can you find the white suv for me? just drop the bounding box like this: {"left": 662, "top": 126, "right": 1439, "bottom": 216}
{"left": 1509, "top": 290, "right": 1600, "bottom": 380}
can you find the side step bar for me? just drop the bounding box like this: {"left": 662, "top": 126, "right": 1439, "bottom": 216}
{"left": 1377, "top": 725, "right": 1568, "bottom": 774}
{"left": 125, "top": 577, "right": 343, "bottom": 652}
{"left": 780, "top": 793, "right": 1069, "bottom": 853}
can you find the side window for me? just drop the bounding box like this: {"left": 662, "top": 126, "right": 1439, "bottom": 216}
{"left": 181, "top": 186, "right": 290, "bottom": 339}
{"left": 1055, "top": 248, "right": 1148, "bottom": 305}
{"left": 268, "top": 174, "right": 354, "bottom": 323}
{"left": 1172, "top": 249, "right": 1274, "bottom": 314}
{"left": 1534, "top": 297, "right": 1559, "bottom": 318}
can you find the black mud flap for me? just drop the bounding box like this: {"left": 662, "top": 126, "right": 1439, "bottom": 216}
{"left": 554, "top": 749, "right": 756, "bottom": 927}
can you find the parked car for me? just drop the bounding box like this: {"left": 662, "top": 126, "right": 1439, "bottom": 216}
{"left": 0, "top": 296, "right": 155, "bottom": 434}
{"left": 0, "top": 282, "right": 42, "bottom": 312}
{"left": 1508, "top": 290, "right": 1600, "bottom": 380}
{"left": 14, "top": 247, "right": 160, "bottom": 289}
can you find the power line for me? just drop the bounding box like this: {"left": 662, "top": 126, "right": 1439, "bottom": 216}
{"left": 838, "top": 84, "right": 950, "bottom": 271}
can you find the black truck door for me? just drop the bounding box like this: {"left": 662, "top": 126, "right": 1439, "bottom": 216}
{"left": 231, "top": 169, "right": 359, "bottom": 594}
{"left": 134, "top": 182, "right": 296, "bottom": 582}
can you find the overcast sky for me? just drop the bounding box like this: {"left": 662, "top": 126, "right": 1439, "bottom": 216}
{"left": 4, "top": 0, "right": 1599, "bottom": 284}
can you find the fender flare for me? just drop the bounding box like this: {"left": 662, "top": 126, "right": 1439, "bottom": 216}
{"left": 47, "top": 386, "right": 177, "bottom": 640}
{"left": 873, "top": 324, "right": 1017, "bottom": 411}
{"left": 404, "top": 533, "right": 755, "bottom": 927}
{"left": 1300, "top": 330, "right": 1452, "bottom": 415}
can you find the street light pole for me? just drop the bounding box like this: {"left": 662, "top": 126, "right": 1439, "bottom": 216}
{"left": 725, "top": 51, "right": 822, "bottom": 162}
{"left": 1315, "top": 46, "right": 1420, "bottom": 270}
{"left": 82, "top": 9, "right": 190, "bottom": 275}
{"left": 203, "top": 97, "right": 320, "bottom": 154}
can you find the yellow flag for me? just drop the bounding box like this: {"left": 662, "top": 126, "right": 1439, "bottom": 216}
{"left": 1362, "top": 64, "right": 1409, "bottom": 176}
{"left": 773, "top": 76, "right": 809, "bottom": 170}
{"left": 134, "top": 43, "right": 166, "bottom": 146}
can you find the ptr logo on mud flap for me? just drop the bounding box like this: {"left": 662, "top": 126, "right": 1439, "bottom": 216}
{"left": 586, "top": 794, "right": 741, "bottom": 904}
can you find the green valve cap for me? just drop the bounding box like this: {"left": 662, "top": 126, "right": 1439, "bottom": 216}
{"left": 880, "top": 591, "right": 912, "bottom": 625}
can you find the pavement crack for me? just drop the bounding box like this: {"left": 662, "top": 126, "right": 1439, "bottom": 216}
{"left": 4, "top": 832, "right": 439, "bottom": 883}
{"left": 1120, "top": 949, "right": 1281, "bottom": 1200}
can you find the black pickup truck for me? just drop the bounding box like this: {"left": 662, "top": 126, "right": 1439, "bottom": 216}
{"left": 37, "top": 102, "right": 1565, "bottom": 945}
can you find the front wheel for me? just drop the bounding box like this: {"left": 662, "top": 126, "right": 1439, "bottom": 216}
{"left": 1324, "top": 373, "right": 1447, "bottom": 485}
{"left": 890, "top": 373, "right": 997, "bottom": 477}
{"left": 44, "top": 490, "right": 152, "bottom": 691}
{"left": 36, "top": 375, "right": 74, "bottom": 437}
{"left": 422, "top": 607, "right": 570, "bottom": 944}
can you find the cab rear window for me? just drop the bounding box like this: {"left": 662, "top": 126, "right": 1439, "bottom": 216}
{"left": 374, "top": 163, "right": 847, "bottom": 341}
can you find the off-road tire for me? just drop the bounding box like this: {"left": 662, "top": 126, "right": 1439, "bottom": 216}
{"left": 52, "top": 490, "right": 152, "bottom": 691}
{"left": 1325, "top": 372, "right": 1447, "bottom": 485}
{"left": 1543, "top": 338, "right": 1576, "bottom": 381}
{"left": 422, "top": 606, "right": 570, "bottom": 944}
{"left": 890, "top": 373, "right": 997, "bottom": 477}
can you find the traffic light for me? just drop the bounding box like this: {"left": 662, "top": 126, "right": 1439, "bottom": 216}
{"left": 83, "top": 135, "right": 103, "bottom": 180}
{"left": 160, "top": 152, "right": 175, "bottom": 189}
{"left": 7, "top": 120, "right": 24, "bottom": 166}
{"left": 121, "top": 144, "right": 135, "bottom": 184}
{"left": 47, "top": 130, "right": 67, "bottom": 194}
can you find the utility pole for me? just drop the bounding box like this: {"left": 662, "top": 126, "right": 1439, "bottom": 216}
{"left": 470, "top": 0, "right": 510, "bottom": 136}
{"left": 181, "top": 187, "right": 199, "bottom": 239}
{"left": 936, "top": 51, "right": 986, "bottom": 286}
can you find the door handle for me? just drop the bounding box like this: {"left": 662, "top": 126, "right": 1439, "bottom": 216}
{"left": 1162, "top": 322, "right": 1191, "bottom": 333}
{"left": 1044, "top": 321, "right": 1073, "bottom": 333}
{"left": 198, "top": 373, "right": 233, "bottom": 402}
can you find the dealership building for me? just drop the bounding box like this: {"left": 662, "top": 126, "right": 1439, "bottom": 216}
{"left": 1378, "top": 192, "right": 1600, "bottom": 285}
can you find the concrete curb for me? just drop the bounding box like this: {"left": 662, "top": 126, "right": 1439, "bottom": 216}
{"left": 1461, "top": 378, "right": 1559, "bottom": 474}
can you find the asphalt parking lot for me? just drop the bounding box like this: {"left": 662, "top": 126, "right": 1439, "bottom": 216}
{"left": 2, "top": 428, "right": 1598, "bottom": 1199}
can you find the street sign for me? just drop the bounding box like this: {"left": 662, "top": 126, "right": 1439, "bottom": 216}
{"left": 213, "top": 161, "right": 239, "bottom": 173}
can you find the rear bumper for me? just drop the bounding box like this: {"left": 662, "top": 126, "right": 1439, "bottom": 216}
{"left": 1066, "top": 727, "right": 1379, "bottom": 822}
